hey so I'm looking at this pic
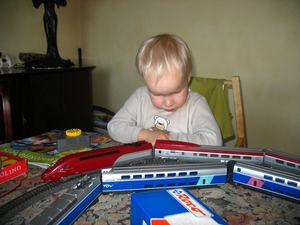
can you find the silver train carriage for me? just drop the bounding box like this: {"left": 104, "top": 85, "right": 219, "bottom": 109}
{"left": 228, "top": 161, "right": 300, "bottom": 203}
{"left": 154, "top": 144, "right": 264, "bottom": 165}
{"left": 263, "top": 149, "right": 300, "bottom": 175}
{"left": 28, "top": 174, "right": 102, "bottom": 225}
{"left": 101, "top": 163, "right": 227, "bottom": 192}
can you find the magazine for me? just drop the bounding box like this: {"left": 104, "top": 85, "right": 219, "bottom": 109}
{"left": 0, "top": 130, "right": 111, "bottom": 169}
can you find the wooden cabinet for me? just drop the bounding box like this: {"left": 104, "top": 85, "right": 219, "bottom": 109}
{"left": 0, "top": 66, "right": 95, "bottom": 142}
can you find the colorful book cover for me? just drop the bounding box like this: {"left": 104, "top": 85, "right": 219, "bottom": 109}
{"left": 0, "top": 130, "right": 111, "bottom": 168}
{"left": 0, "top": 151, "right": 28, "bottom": 183}
{"left": 0, "top": 145, "right": 61, "bottom": 169}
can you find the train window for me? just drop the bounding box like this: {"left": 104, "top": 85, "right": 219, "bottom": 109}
{"left": 202, "top": 179, "right": 206, "bottom": 184}
{"left": 189, "top": 182, "right": 197, "bottom": 185}
{"left": 221, "top": 155, "right": 230, "bottom": 158}
{"left": 232, "top": 156, "right": 241, "bottom": 159}
{"left": 193, "top": 153, "right": 197, "bottom": 156}
{"left": 286, "top": 192, "right": 296, "bottom": 197}
{"left": 264, "top": 175, "right": 273, "bottom": 180}
{"left": 286, "top": 162, "right": 295, "bottom": 168}
{"left": 274, "top": 188, "right": 283, "bottom": 194}
{"left": 178, "top": 182, "right": 186, "bottom": 186}
{"left": 243, "top": 156, "right": 252, "bottom": 160}
{"left": 287, "top": 181, "right": 297, "bottom": 187}
{"left": 210, "top": 154, "right": 218, "bottom": 157}
{"left": 156, "top": 184, "right": 164, "bottom": 187}
{"left": 275, "top": 159, "right": 284, "bottom": 165}
{"left": 275, "top": 178, "right": 284, "bottom": 183}
{"left": 145, "top": 174, "right": 153, "bottom": 178}
{"left": 167, "top": 183, "right": 176, "bottom": 186}
{"left": 199, "top": 153, "right": 208, "bottom": 157}
{"left": 133, "top": 175, "right": 142, "bottom": 179}
{"left": 262, "top": 185, "right": 271, "bottom": 190}
{"left": 181, "top": 152, "right": 185, "bottom": 155}
{"left": 179, "top": 172, "right": 187, "bottom": 176}
{"left": 254, "top": 181, "right": 257, "bottom": 186}
{"left": 144, "top": 184, "right": 153, "bottom": 188}
{"left": 121, "top": 175, "right": 130, "bottom": 179}
{"left": 190, "top": 171, "right": 198, "bottom": 176}
{"left": 168, "top": 173, "right": 176, "bottom": 177}
{"left": 157, "top": 173, "right": 165, "bottom": 178}
{"left": 237, "top": 168, "right": 241, "bottom": 172}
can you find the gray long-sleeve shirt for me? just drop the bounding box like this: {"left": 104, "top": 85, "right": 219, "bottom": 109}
{"left": 108, "top": 86, "right": 222, "bottom": 146}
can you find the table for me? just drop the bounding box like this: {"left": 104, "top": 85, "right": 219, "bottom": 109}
{"left": 1, "top": 142, "right": 300, "bottom": 225}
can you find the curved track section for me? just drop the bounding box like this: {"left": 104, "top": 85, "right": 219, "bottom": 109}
{"left": 0, "top": 175, "right": 81, "bottom": 224}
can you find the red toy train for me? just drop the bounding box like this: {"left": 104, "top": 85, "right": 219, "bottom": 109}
{"left": 42, "top": 140, "right": 300, "bottom": 182}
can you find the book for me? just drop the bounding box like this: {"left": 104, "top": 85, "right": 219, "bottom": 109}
{"left": 0, "top": 151, "right": 28, "bottom": 184}
{"left": 0, "top": 130, "right": 111, "bottom": 169}
{"left": 93, "top": 110, "right": 113, "bottom": 133}
{"left": 0, "top": 145, "right": 61, "bottom": 169}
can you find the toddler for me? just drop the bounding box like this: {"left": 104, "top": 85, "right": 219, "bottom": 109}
{"left": 108, "top": 34, "right": 222, "bottom": 146}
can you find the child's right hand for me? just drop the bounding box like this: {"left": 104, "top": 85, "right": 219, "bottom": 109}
{"left": 138, "top": 129, "right": 169, "bottom": 146}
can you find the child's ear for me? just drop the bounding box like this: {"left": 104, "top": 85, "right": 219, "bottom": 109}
{"left": 187, "top": 72, "right": 192, "bottom": 82}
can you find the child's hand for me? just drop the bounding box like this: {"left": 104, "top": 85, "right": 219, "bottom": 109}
{"left": 138, "top": 129, "right": 169, "bottom": 146}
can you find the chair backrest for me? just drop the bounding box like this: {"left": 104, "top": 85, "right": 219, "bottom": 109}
{"left": 189, "top": 76, "right": 247, "bottom": 147}
{"left": 223, "top": 76, "right": 247, "bottom": 147}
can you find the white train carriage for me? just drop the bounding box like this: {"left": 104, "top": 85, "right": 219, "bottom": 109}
{"left": 101, "top": 163, "right": 227, "bottom": 192}
{"left": 230, "top": 161, "right": 300, "bottom": 203}
{"left": 264, "top": 149, "right": 300, "bottom": 175}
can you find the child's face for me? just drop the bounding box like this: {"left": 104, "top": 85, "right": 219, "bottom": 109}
{"left": 145, "top": 68, "right": 191, "bottom": 112}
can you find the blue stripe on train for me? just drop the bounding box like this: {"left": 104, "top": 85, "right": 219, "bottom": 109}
{"left": 102, "top": 175, "right": 227, "bottom": 192}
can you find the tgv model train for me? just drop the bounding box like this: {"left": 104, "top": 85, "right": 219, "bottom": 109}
{"left": 101, "top": 162, "right": 228, "bottom": 192}
{"left": 41, "top": 141, "right": 153, "bottom": 182}
{"left": 229, "top": 161, "right": 300, "bottom": 201}
{"left": 40, "top": 139, "right": 300, "bottom": 202}
{"left": 42, "top": 140, "right": 300, "bottom": 182}
{"left": 25, "top": 140, "right": 300, "bottom": 225}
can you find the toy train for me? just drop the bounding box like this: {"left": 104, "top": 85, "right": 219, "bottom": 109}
{"left": 42, "top": 140, "right": 300, "bottom": 182}
{"left": 101, "top": 162, "right": 228, "bottom": 192}
{"left": 228, "top": 161, "right": 300, "bottom": 201}
{"left": 30, "top": 155, "right": 300, "bottom": 224}
{"left": 100, "top": 161, "right": 300, "bottom": 203}
{"left": 23, "top": 139, "right": 300, "bottom": 225}
{"left": 29, "top": 174, "right": 102, "bottom": 225}
{"left": 41, "top": 141, "right": 153, "bottom": 182}
{"left": 41, "top": 139, "right": 300, "bottom": 202}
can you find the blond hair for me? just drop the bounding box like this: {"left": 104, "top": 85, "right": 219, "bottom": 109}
{"left": 136, "top": 34, "right": 192, "bottom": 83}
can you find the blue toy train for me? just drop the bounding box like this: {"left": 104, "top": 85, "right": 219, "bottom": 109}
{"left": 27, "top": 140, "right": 300, "bottom": 225}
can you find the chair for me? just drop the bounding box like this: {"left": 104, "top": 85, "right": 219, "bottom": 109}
{"left": 189, "top": 76, "right": 247, "bottom": 147}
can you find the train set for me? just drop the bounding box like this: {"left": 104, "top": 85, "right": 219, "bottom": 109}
{"left": 12, "top": 140, "right": 300, "bottom": 224}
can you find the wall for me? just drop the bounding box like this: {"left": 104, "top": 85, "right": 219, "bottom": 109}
{"left": 1, "top": 0, "right": 299, "bottom": 155}
{"left": 0, "top": 0, "right": 80, "bottom": 65}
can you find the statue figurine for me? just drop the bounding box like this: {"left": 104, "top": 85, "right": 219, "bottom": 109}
{"left": 31, "top": 0, "right": 74, "bottom": 68}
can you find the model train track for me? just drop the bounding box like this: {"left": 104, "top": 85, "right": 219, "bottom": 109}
{"left": 0, "top": 158, "right": 184, "bottom": 224}
{"left": 0, "top": 174, "right": 83, "bottom": 224}
{"left": 1, "top": 140, "right": 300, "bottom": 224}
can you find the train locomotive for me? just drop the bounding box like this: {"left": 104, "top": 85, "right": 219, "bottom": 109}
{"left": 33, "top": 140, "right": 300, "bottom": 225}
